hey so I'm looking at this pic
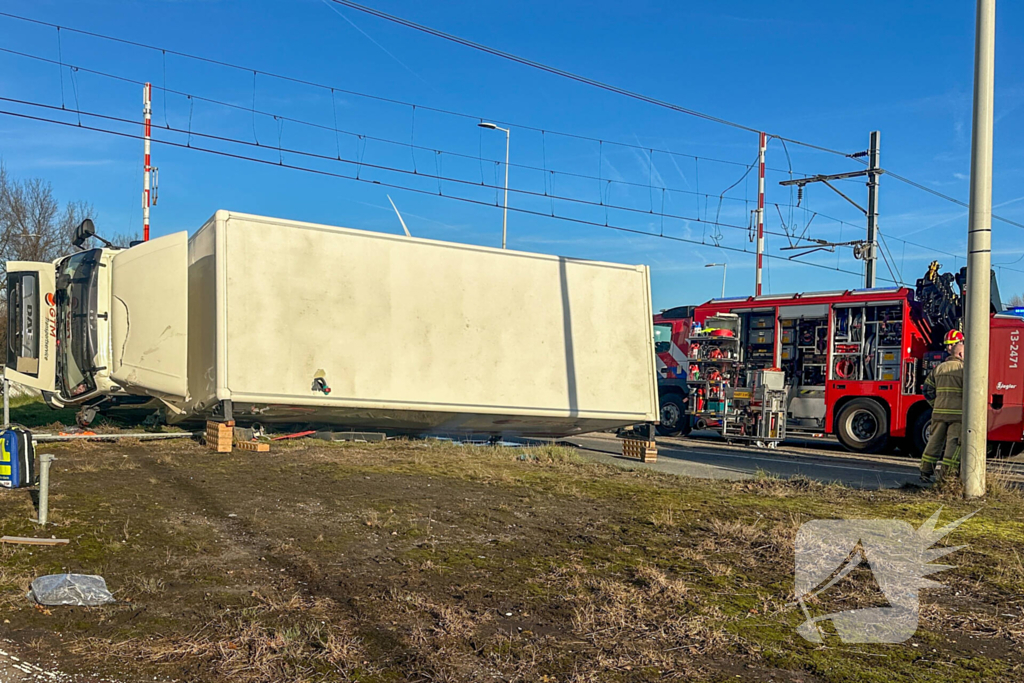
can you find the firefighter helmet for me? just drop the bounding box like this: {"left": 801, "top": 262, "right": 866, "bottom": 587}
{"left": 944, "top": 329, "right": 965, "bottom": 346}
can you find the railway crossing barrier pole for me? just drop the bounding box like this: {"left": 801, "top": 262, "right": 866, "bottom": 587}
{"left": 963, "top": 0, "right": 996, "bottom": 499}
{"left": 755, "top": 132, "right": 766, "bottom": 296}
{"left": 143, "top": 82, "right": 153, "bottom": 242}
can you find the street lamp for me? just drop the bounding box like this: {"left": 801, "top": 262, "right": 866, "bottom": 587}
{"left": 478, "top": 121, "right": 510, "bottom": 249}
{"left": 705, "top": 263, "right": 727, "bottom": 298}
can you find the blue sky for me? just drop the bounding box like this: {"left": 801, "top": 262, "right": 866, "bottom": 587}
{"left": 1, "top": 0, "right": 1023, "bottom": 310}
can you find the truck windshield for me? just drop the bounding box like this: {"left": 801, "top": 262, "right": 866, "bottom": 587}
{"left": 55, "top": 250, "right": 101, "bottom": 398}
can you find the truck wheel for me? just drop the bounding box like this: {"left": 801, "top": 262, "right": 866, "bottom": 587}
{"left": 835, "top": 399, "right": 889, "bottom": 454}
{"left": 909, "top": 408, "right": 933, "bottom": 457}
{"left": 656, "top": 394, "right": 687, "bottom": 437}
{"left": 76, "top": 406, "right": 99, "bottom": 428}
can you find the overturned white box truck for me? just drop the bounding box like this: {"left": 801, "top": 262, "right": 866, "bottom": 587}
{"left": 5, "top": 211, "right": 659, "bottom": 437}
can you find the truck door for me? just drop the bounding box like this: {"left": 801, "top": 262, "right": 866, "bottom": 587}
{"left": 109, "top": 232, "right": 189, "bottom": 400}
{"left": 4, "top": 262, "right": 57, "bottom": 393}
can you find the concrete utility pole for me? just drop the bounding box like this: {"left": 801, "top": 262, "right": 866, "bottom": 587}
{"left": 963, "top": 0, "right": 996, "bottom": 499}
{"left": 865, "top": 131, "right": 881, "bottom": 289}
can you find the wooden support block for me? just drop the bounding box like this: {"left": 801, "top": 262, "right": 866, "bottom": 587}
{"left": 622, "top": 438, "right": 657, "bottom": 463}
{"left": 205, "top": 421, "right": 233, "bottom": 453}
{"left": 1, "top": 536, "right": 70, "bottom": 546}
{"left": 235, "top": 441, "right": 270, "bottom": 452}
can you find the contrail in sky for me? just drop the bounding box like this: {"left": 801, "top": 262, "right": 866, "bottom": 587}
{"left": 320, "top": 0, "right": 431, "bottom": 86}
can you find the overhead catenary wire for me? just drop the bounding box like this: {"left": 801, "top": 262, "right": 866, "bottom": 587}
{"left": 845, "top": 150, "right": 1024, "bottom": 231}
{"left": 0, "top": 105, "right": 889, "bottom": 284}
{"left": 0, "top": 46, "right": 833, "bottom": 214}
{"left": 875, "top": 230, "right": 905, "bottom": 286}
{"left": 0, "top": 94, "right": 820, "bottom": 246}
{"left": 876, "top": 229, "right": 905, "bottom": 285}
{"left": 326, "top": 1, "right": 856, "bottom": 158}
{"left": 3, "top": 12, "right": 1021, "bottom": 274}
{"left": 0, "top": 12, "right": 832, "bottom": 178}
{"left": 4, "top": 10, "right": 1020, "bottom": 237}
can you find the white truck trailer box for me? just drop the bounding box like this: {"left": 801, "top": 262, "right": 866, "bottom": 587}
{"left": 6, "top": 211, "right": 659, "bottom": 438}
{"left": 183, "top": 211, "right": 658, "bottom": 436}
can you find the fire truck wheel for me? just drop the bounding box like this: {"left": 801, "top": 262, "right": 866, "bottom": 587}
{"left": 656, "top": 393, "right": 688, "bottom": 437}
{"left": 835, "top": 399, "right": 890, "bottom": 454}
{"left": 909, "top": 409, "right": 933, "bottom": 457}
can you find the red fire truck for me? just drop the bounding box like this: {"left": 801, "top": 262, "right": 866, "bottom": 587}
{"left": 665, "top": 267, "right": 1022, "bottom": 455}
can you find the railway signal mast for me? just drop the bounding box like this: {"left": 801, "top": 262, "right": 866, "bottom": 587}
{"left": 142, "top": 82, "right": 158, "bottom": 242}
{"left": 755, "top": 132, "right": 766, "bottom": 296}
{"left": 778, "top": 131, "right": 882, "bottom": 289}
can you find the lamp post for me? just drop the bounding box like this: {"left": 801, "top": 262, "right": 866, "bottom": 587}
{"left": 706, "top": 263, "right": 727, "bottom": 298}
{"left": 478, "top": 122, "right": 510, "bottom": 249}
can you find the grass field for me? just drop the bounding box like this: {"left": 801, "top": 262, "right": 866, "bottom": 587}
{"left": 1, "top": 423, "right": 1022, "bottom": 682}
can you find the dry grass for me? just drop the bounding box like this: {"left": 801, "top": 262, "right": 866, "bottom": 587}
{"left": 558, "top": 561, "right": 727, "bottom": 674}
{"left": 91, "top": 590, "right": 367, "bottom": 682}
{"left": 650, "top": 505, "right": 677, "bottom": 528}
{"left": 100, "top": 617, "right": 367, "bottom": 682}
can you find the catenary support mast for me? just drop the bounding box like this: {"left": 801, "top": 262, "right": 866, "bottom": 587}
{"left": 865, "top": 131, "right": 881, "bottom": 288}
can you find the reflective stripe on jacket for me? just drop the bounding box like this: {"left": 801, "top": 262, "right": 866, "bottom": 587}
{"left": 927, "top": 357, "right": 964, "bottom": 423}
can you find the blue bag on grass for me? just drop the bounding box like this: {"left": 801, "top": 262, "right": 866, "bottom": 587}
{"left": 0, "top": 428, "right": 35, "bottom": 489}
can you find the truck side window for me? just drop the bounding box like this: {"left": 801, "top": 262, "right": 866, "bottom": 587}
{"left": 653, "top": 323, "right": 673, "bottom": 353}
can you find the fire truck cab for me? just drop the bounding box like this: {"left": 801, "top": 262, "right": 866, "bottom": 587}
{"left": 653, "top": 306, "right": 695, "bottom": 436}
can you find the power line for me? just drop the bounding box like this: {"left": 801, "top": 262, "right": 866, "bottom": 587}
{"left": 0, "top": 106, "right": 885, "bottom": 283}
{"left": 0, "top": 11, "right": 828, "bottom": 178}
{"left": 0, "top": 45, "right": 820, "bottom": 216}
{"left": 327, "top": 1, "right": 856, "bottom": 158}
{"left": 0, "top": 95, "right": 823, "bottom": 247}
{"left": 4, "top": 11, "right": 1020, "bottom": 274}
{"left": 845, "top": 153, "right": 1024, "bottom": 231}
{"left": 7, "top": 58, "right": 1018, "bottom": 280}
{"left": 5, "top": 10, "right": 1019, "bottom": 243}
{"left": 876, "top": 230, "right": 905, "bottom": 285}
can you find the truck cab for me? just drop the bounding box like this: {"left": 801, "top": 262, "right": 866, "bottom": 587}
{"left": 5, "top": 227, "right": 188, "bottom": 413}
{"left": 653, "top": 305, "right": 695, "bottom": 436}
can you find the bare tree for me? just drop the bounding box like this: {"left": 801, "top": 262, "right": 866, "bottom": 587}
{"left": 1007, "top": 294, "right": 1024, "bottom": 308}
{"left": 0, "top": 162, "right": 95, "bottom": 353}
{"left": 0, "top": 163, "right": 94, "bottom": 277}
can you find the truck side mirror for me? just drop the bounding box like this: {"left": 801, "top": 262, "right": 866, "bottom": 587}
{"left": 72, "top": 219, "right": 96, "bottom": 249}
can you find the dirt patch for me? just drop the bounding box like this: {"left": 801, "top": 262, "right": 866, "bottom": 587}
{"left": 1, "top": 438, "right": 1022, "bottom": 682}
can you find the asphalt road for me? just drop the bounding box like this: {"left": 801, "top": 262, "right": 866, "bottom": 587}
{"left": 565, "top": 431, "right": 1024, "bottom": 489}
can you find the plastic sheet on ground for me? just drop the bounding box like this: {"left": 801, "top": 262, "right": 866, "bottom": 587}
{"left": 28, "top": 574, "right": 115, "bottom": 607}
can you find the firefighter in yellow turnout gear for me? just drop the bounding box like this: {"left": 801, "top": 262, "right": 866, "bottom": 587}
{"left": 920, "top": 330, "right": 965, "bottom": 482}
